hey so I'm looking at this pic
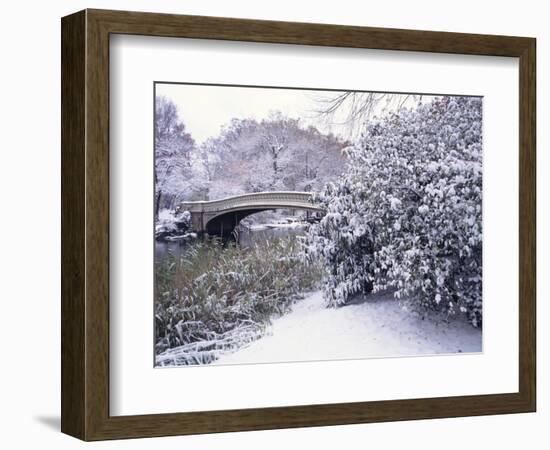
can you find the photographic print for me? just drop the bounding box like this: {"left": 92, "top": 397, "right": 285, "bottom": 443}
{"left": 154, "top": 83, "right": 483, "bottom": 367}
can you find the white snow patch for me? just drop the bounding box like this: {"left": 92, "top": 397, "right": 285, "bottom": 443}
{"left": 248, "top": 224, "right": 270, "bottom": 231}
{"left": 164, "top": 232, "right": 197, "bottom": 242}
{"left": 247, "top": 222, "right": 307, "bottom": 231}
{"left": 266, "top": 222, "right": 307, "bottom": 229}
{"left": 214, "top": 290, "right": 481, "bottom": 366}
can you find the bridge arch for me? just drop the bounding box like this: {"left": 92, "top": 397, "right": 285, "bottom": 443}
{"left": 178, "top": 191, "right": 323, "bottom": 239}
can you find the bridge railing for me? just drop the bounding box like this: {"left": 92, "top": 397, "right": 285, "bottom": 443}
{"left": 179, "top": 191, "right": 318, "bottom": 214}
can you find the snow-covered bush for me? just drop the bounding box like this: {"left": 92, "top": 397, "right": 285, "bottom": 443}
{"left": 155, "top": 209, "right": 191, "bottom": 241}
{"left": 304, "top": 97, "right": 483, "bottom": 326}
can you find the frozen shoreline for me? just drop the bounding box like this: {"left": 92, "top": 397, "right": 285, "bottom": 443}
{"left": 248, "top": 221, "right": 308, "bottom": 231}
{"left": 214, "top": 290, "right": 482, "bottom": 366}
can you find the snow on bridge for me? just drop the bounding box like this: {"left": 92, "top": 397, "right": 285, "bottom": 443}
{"left": 178, "top": 191, "right": 323, "bottom": 238}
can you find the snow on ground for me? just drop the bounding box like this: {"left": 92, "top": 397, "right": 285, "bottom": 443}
{"left": 214, "top": 290, "right": 482, "bottom": 365}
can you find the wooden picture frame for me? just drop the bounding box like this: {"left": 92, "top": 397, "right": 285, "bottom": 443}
{"left": 61, "top": 9, "right": 536, "bottom": 441}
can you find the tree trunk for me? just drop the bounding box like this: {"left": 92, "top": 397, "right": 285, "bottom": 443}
{"left": 155, "top": 190, "right": 162, "bottom": 221}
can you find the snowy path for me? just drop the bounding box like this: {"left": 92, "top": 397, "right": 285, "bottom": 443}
{"left": 214, "top": 290, "right": 482, "bottom": 365}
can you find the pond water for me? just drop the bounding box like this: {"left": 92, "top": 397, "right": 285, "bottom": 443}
{"left": 155, "top": 224, "right": 307, "bottom": 262}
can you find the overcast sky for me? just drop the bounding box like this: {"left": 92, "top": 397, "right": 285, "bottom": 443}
{"left": 156, "top": 83, "right": 435, "bottom": 144}
{"left": 156, "top": 83, "right": 359, "bottom": 144}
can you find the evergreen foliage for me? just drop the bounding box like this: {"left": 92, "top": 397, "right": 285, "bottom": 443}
{"left": 304, "top": 97, "right": 483, "bottom": 326}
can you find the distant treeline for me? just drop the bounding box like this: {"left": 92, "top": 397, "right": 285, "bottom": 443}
{"left": 155, "top": 96, "right": 348, "bottom": 217}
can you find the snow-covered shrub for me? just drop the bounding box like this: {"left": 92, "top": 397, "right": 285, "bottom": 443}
{"left": 304, "top": 97, "right": 483, "bottom": 326}
{"left": 155, "top": 209, "right": 191, "bottom": 241}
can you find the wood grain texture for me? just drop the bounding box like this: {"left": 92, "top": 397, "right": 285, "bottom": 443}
{"left": 518, "top": 38, "right": 536, "bottom": 409}
{"left": 60, "top": 8, "right": 537, "bottom": 441}
{"left": 60, "top": 10, "right": 86, "bottom": 439}
{"left": 89, "top": 8, "right": 532, "bottom": 56}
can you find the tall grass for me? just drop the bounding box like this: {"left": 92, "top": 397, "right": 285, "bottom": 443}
{"left": 155, "top": 236, "right": 324, "bottom": 366}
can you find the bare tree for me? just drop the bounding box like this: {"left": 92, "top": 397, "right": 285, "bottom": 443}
{"left": 312, "top": 91, "right": 423, "bottom": 139}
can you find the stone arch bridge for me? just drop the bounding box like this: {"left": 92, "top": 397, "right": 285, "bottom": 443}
{"left": 178, "top": 191, "right": 323, "bottom": 239}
